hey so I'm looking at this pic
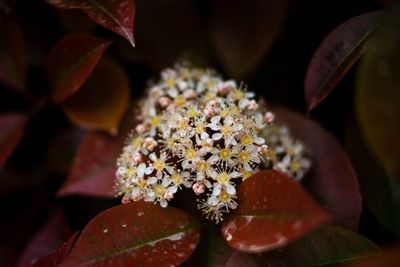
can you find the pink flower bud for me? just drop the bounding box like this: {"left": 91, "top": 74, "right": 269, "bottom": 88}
{"left": 135, "top": 123, "right": 148, "bottom": 134}
{"left": 184, "top": 89, "right": 197, "bottom": 99}
{"left": 258, "top": 144, "right": 269, "bottom": 156}
{"left": 247, "top": 100, "right": 258, "bottom": 110}
{"left": 133, "top": 152, "right": 143, "bottom": 163}
{"left": 264, "top": 112, "right": 275, "bottom": 124}
{"left": 158, "top": 96, "right": 171, "bottom": 108}
{"left": 164, "top": 191, "right": 174, "bottom": 201}
{"left": 122, "top": 195, "right": 132, "bottom": 204}
{"left": 192, "top": 182, "right": 205, "bottom": 195}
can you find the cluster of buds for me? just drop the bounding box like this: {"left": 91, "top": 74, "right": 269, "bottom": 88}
{"left": 115, "top": 64, "right": 311, "bottom": 223}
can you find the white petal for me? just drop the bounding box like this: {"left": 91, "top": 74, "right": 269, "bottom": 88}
{"left": 137, "top": 163, "right": 146, "bottom": 177}
{"left": 147, "top": 177, "right": 157, "bottom": 185}
{"left": 208, "top": 196, "right": 219, "bottom": 205}
{"left": 213, "top": 185, "right": 222, "bottom": 196}
{"left": 212, "top": 133, "right": 223, "bottom": 140}
{"left": 167, "top": 88, "right": 178, "bottom": 98}
{"left": 211, "top": 116, "right": 221, "bottom": 123}
{"left": 230, "top": 171, "right": 241, "bottom": 178}
{"left": 149, "top": 152, "right": 157, "bottom": 161}
{"left": 160, "top": 199, "right": 168, "bottom": 208}
{"left": 226, "top": 183, "right": 236, "bottom": 195}
{"left": 254, "top": 137, "right": 265, "bottom": 145}
{"left": 170, "top": 185, "right": 178, "bottom": 193}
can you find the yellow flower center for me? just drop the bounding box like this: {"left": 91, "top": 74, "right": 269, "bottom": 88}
{"left": 238, "top": 151, "right": 250, "bottom": 163}
{"left": 197, "top": 160, "right": 208, "bottom": 171}
{"left": 154, "top": 184, "right": 166, "bottom": 197}
{"left": 221, "top": 124, "right": 233, "bottom": 136}
{"left": 219, "top": 149, "right": 232, "bottom": 160}
{"left": 242, "top": 170, "right": 252, "bottom": 180}
{"left": 207, "top": 79, "right": 216, "bottom": 88}
{"left": 166, "top": 78, "right": 176, "bottom": 88}
{"left": 186, "top": 148, "right": 196, "bottom": 161}
{"left": 127, "top": 167, "right": 136, "bottom": 176}
{"left": 217, "top": 173, "right": 230, "bottom": 184}
{"left": 177, "top": 119, "right": 188, "bottom": 130}
{"left": 166, "top": 138, "right": 174, "bottom": 149}
{"left": 175, "top": 95, "right": 186, "bottom": 107}
{"left": 137, "top": 179, "right": 147, "bottom": 189}
{"left": 154, "top": 159, "right": 165, "bottom": 171}
{"left": 219, "top": 191, "right": 231, "bottom": 203}
{"left": 220, "top": 109, "right": 228, "bottom": 118}
{"left": 290, "top": 161, "right": 300, "bottom": 172}
{"left": 206, "top": 92, "right": 216, "bottom": 100}
{"left": 132, "top": 137, "right": 143, "bottom": 149}
{"left": 196, "top": 124, "right": 205, "bottom": 133}
{"left": 241, "top": 134, "right": 253, "bottom": 146}
{"left": 232, "top": 89, "right": 244, "bottom": 100}
{"left": 150, "top": 116, "right": 161, "bottom": 127}
{"left": 172, "top": 173, "right": 183, "bottom": 185}
{"left": 187, "top": 107, "right": 198, "bottom": 118}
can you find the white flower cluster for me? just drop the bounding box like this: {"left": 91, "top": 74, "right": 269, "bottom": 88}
{"left": 115, "top": 64, "right": 311, "bottom": 223}
{"left": 263, "top": 124, "right": 312, "bottom": 181}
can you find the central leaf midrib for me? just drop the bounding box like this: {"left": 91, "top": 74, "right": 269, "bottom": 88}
{"left": 80, "top": 222, "right": 200, "bottom": 265}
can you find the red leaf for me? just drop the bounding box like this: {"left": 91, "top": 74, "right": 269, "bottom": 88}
{"left": 221, "top": 170, "right": 330, "bottom": 253}
{"left": 210, "top": 0, "right": 289, "bottom": 78}
{"left": 273, "top": 107, "right": 362, "bottom": 230}
{"left": 58, "top": 202, "right": 200, "bottom": 267}
{"left": 47, "top": 0, "right": 135, "bottom": 46}
{"left": 16, "top": 210, "right": 73, "bottom": 267}
{"left": 47, "top": 34, "right": 111, "bottom": 103}
{"left": 57, "top": 106, "right": 136, "bottom": 198}
{"left": 57, "top": 131, "right": 123, "bottom": 198}
{"left": 225, "top": 225, "right": 379, "bottom": 267}
{"left": 33, "top": 233, "right": 79, "bottom": 267}
{"left": 0, "top": 112, "right": 27, "bottom": 167}
{"left": 61, "top": 57, "right": 130, "bottom": 133}
{"left": 0, "top": 15, "right": 27, "bottom": 92}
{"left": 304, "top": 11, "right": 382, "bottom": 111}
{"left": 347, "top": 247, "right": 400, "bottom": 267}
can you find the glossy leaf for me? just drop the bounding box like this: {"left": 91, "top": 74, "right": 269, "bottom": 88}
{"left": 16, "top": 211, "right": 73, "bottom": 267}
{"left": 221, "top": 170, "right": 330, "bottom": 253}
{"left": 47, "top": 0, "right": 135, "bottom": 46}
{"left": 131, "top": 0, "right": 209, "bottom": 70}
{"left": 356, "top": 11, "right": 400, "bottom": 182}
{"left": 346, "top": 119, "right": 400, "bottom": 235}
{"left": 57, "top": 130, "right": 124, "bottom": 198}
{"left": 33, "top": 233, "right": 79, "bottom": 267}
{"left": 61, "top": 57, "right": 130, "bottom": 133}
{"left": 305, "top": 11, "right": 382, "bottom": 111}
{"left": 273, "top": 107, "right": 362, "bottom": 230}
{"left": 226, "top": 225, "right": 380, "bottom": 267}
{"left": 47, "top": 34, "right": 111, "bottom": 103}
{"left": 210, "top": 0, "right": 289, "bottom": 78}
{"left": 0, "top": 15, "right": 27, "bottom": 91}
{"left": 58, "top": 202, "right": 200, "bottom": 267}
{"left": 0, "top": 113, "right": 27, "bottom": 167}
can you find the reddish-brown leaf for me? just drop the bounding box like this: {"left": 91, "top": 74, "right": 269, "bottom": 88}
{"left": 0, "top": 15, "right": 27, "bottom": 92}
{"left": 273, "top": 107, "right": 362, "bottom": 230}
{"left": 47, "top": 0, "right": 135, "bottom": 46}
{"left": 57, "top": 130, "right": 123, "bottom": 198}
{"left": 210, "top": 0, "right": 289, "bottom": 79}
{"left": 33, "top": 233, "right": 79, "bottom": 267}
{"left": 226, "top": 225, "right": 379, "bottom": 267}
{"left": 58, "top": 202, "right": 200, "bottom": 267}
{"left": 47, "top": 34, "right": 111, "bottom": 103}
{"left": 61, "top": 57, "right": 130, "bottom": 133}
{"left": 221, "top": 170, "right": 330, "bottom": 253}
{"left": 0, "top": 112, "right": 27, "bottom": 167}
{"left": 16, "top": 210, "right": 73, "bottom": 267}
{"left": 304, "top": 11, "right": 382, "bottom": 111}
{"left": 346, "top": 247, "right": 400, "bottom": 267}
